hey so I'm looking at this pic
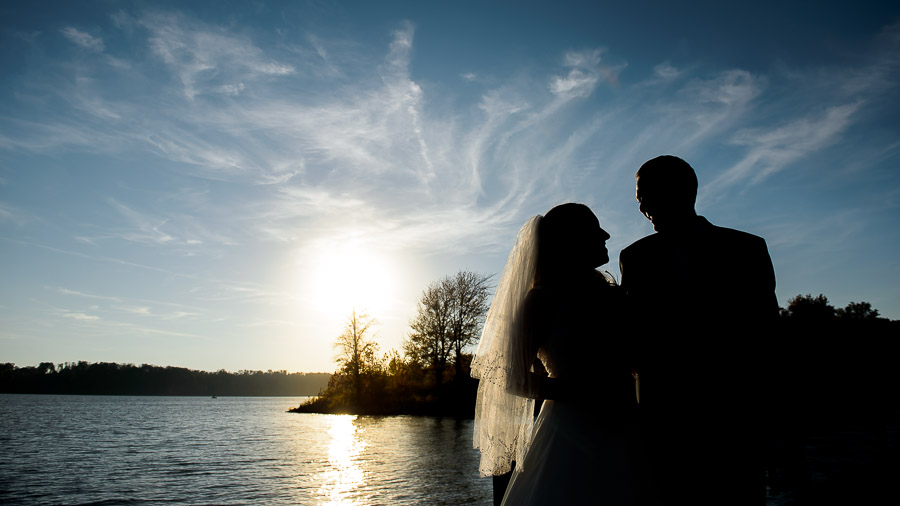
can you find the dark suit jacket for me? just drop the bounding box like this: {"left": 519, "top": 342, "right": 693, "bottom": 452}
{"left": 620, "top": 216, "right": 778, "bottom": 414}
{"left": 619, "top": 216, "right": 777, "bottom": 504}
{"left": 620, "top": 215, "right": 776, "bottom": 328}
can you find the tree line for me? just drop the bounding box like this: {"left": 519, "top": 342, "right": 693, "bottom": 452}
{"left": 780, "top": 293, "right": 888, "bottom": 321}
{"left": 0, "top": 361, "right": 331, "bottom": 396}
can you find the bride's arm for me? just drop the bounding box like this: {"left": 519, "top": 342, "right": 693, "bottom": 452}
{"left": 531, "top": 365, "right": 565, "bottom": 401}
{"left": 507, "top": 288, "right": 566, "bottom": 401}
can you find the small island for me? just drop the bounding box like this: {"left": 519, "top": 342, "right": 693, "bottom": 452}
{"left": 288, "top": 366, "right": 478, "bottom": 417}
{"left": 291, "top": 271, "right": 490, "bottom": 417}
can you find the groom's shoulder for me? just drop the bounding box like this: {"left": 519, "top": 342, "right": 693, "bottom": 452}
{"left": 623, "top": 232, "right": 662, "bottom": 251}
{"left": 704, "top": 222, "right": 773, "bottom": 267}
{"left": 707, "top": 222, "right": 767, "bottom": 248}
{"left": 620, "top": 233, "right": 661, "bottom": 260}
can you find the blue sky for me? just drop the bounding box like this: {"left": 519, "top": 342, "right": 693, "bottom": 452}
{"left": 2, "top": 1, "right": 898, "bottom": 373}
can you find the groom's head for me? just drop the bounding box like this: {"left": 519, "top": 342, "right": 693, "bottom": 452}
{"left": 635, "top": 155, "right": 698, "bottom": 232}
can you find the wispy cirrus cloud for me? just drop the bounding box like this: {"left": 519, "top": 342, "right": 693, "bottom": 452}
{"left": 237, "top": 33, "right": 629, "bottom": 252}
{"left": 138, "top": 11, "right": 295, "bottom": 99}
{"left": 52, "top": 309, "right": 208, "bottom": 339}
{"left": 56, "top": 287, "right": 122, "bottom": 302}
{"left": 53, "top": 286, "right": 205, "bottom": 321}
{"left": 671, "top": 69, "right": 766, "bottom": 150}
{"left": 708, "top": 101, "right": 862, "bottom": 194}
{"left": 61, "top": 27, "right": 105, "bottom": 51}
{"left": 107, "top": 198, "right": 175, "bottom": 245}
{"left": 701, "top": 24, "right": 900, "bottom": 197}
{"left": 4, "top": 11, "right": 897, "bottom": 261}
{"left": 70, "top": 195, "right": 229, "bottom": 251}
{"left": 653, "top": 62, "right": 682, "bottom": 80}
{"left": 838, "top": 22, "right": 900, "bottom": 96}
{"left": 9, "top": 16, "right": 632, "bottom": 251}
{"left": 0, "top": 202, "right": 17, "bottom": 222}
{"left": 550, "top": 48, "right": 625, "bottom": 98}
{"left": 60, "top": 310, "right": 101, "bottom": 321}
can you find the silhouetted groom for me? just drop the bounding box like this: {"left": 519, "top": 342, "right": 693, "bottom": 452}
{"left": 620, "top": 155, "right": 778, "bottom": 505}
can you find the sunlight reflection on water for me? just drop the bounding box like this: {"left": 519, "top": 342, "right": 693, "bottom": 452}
{"left": 319, "top": 415, "right": 367, "bottom": 505}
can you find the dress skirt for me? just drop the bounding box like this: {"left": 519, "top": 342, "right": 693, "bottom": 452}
{"left": 501, "top": 400, "right": 635, "bottom": 506}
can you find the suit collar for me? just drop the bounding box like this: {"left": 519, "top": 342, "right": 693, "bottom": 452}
{"left": 656, "top": 215, "right": 711, "bottom": 238}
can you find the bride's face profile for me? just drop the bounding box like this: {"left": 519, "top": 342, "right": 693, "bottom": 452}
{"left": 589, "top": 221, "right": 611, "bottom": 268}
{"left": 577, "top": 211, "right": 610, "bottom": 268}
{"left": 541, "top": 203, "right": 610, "bottom": 275}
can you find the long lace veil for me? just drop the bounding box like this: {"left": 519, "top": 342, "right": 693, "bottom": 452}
{"left": 471, "top": 215, "right": 541, "bottom": 477}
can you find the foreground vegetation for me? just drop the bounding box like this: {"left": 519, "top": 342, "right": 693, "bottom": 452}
{"left": 0, "top": 361, "right": 330, "bottom": 396}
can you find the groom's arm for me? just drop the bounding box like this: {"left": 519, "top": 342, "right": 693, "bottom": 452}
{"left": 618, "top": 250, "right": 630, "bottom": 295}
{"left": 754, "top": 237, "right": 778, "bottom": 319}
{"left": 733, "top": 234, "right": 778, "bottom": 322}
{"left": 619, "top": 245, "right": 651, "bottom": 407}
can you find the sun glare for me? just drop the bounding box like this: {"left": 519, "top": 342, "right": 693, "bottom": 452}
{"left": 317, "top": 415, "right": 367, "bottom": 505}
{"left": 304, "top": 239, "right": 397, "bottom": 319}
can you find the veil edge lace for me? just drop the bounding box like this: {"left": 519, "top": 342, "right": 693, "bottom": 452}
{"left": 471, "top": 215, "right": 541, "bottom": 477}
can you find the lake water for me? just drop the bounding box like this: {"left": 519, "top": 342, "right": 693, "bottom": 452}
{"left": 0, "top": 394, "right": 493, "bottom": 505}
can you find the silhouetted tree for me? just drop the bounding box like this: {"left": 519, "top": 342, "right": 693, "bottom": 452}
{"left": 836, "top": 301, "right": 880, "bottom": 320}
{"left": 334, "top": 309, "right": 379, "bottom": 405}
{"left": 384, "top": 349, "right": 415, "bottom": 395}
{"left": 405, "top": 270, "right": 491, "bottom": 387}
{"left": 406, "top": 278, "right": 453, "bottom": 388}
{"left": 447, "top": 271, "right": 491, "bottom": 381}
{"left": 784, "top": 293, "right": 836, "bottom": 320}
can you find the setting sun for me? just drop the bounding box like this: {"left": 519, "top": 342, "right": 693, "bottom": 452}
{"left": 304, "top": 238, "right": 397, "bottom": 319}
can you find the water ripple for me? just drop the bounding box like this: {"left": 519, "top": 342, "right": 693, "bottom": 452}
{"left": 0, "top": 395, "right": 492, "bottom": 505}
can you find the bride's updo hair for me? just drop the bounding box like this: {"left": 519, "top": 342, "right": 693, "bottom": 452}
{"left": 537, "top": 203, "right": 606, "bottom": 285}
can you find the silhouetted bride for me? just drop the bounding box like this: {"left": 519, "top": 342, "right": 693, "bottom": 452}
{"left": 472, "top": 203, "right": 637, "bottom": 505}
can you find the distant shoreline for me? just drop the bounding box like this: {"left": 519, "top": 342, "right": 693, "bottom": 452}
{"left": 2, "top": 392, "right": 317, "bottom": 397}
{"left": 0, "top": 361, "right": 331, "bottom": 397}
